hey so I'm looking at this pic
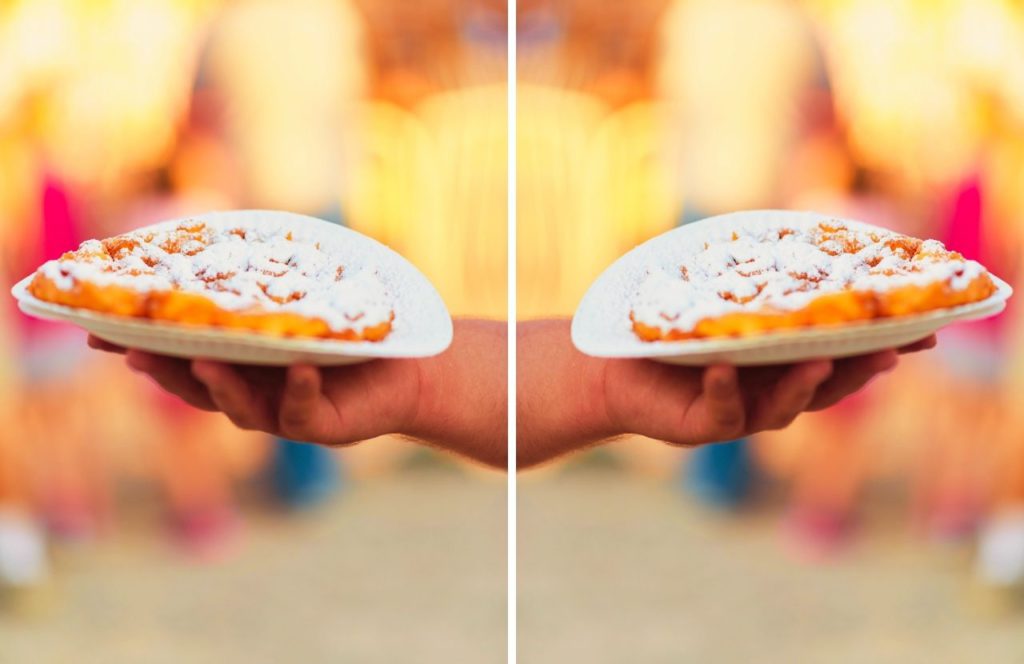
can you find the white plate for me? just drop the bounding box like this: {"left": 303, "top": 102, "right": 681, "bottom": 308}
{"left": 12, "top": 210, "right": 453, "bottom": 366}
{"left": 572, "top": 210, "right": 1013, "bottom": 366}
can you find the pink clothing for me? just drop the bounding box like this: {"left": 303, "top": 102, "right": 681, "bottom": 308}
{"left": 939, "top": 175, "right": 1010, "bottom": 340}
{"left": 18, "top": 174, "right": 83, "bottom": 343}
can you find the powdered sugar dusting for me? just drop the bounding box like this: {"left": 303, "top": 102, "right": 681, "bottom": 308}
{"left": 39, "top": 219, "right": 394, "bottom": 334}
{"left": 571, "top": 210, "right": 1009, "bottom": 362}
{"left": 630, "top": 221, "right": 985, "bottom": 335}
{"left": 16, "top": 210, "right": 453, "bottom": 362}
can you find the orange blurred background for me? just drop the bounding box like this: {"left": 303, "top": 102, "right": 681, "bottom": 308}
{"left": 0, "top": 1, "right": 506, "bottom": 661}
{"left": 518, "top": 0, "right": 1024, "bottom": 661}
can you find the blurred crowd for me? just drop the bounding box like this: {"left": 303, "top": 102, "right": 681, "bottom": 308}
{"left": 0, "top": 0, "right": 506, "bottom": 613}
{"left": 3, "top": 0, "right": 1024, "bottom": 628}
{"left": 517, "top": 0, "right": 1024, "bottom": 609}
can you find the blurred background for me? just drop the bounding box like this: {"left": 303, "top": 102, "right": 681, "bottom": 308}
{"left": 517, "top": 0, "right": 1024, "bottom": 661}
{"left": 0, "top": 1, "right": 506, "bottom": 662}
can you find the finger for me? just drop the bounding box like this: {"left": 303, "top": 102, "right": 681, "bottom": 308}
{"left": 125, "top": 350, "right": 216, "bottom": 411}
{"left": 898, "top": 334, "right": 937, "bottom": 354}
{"left": 278, "top": 365, "right": 331, "bottom": 441}
{"left": 681, "top": 365, "right": 746, "bottom": 442}
{"left": 88, "top": 335, "right": 126, "bottom": 355}
{"left": 807, "top": 350, "right": 898, "bottom": 411}
{"left": 750, "top": 359, "right": 833, "bottom": 430}
{"left": 191, "top": 360, "right": 272, "bottom": 430}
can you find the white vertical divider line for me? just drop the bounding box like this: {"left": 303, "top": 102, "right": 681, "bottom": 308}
{"left": 506, "top": 0, "right": 517, "bottom": 660}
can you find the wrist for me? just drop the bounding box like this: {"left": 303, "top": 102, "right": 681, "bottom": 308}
{"left": 584, "top": 356, "right": 626, "bottom": 442}
{"left": 394, "top": 320, "right": 508, "bottom": 469}
{"left": 395, "top": 357, "right": 432, "bottom": 440}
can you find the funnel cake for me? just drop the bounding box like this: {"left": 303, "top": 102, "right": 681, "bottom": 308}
{"left": 631, "top": 221, "right": 996, "bottom": 341}
{"left": 29, "top": 221, "right": 394, "bottom": 341}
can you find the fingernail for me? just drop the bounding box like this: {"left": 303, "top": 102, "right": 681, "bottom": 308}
{"left": 710, "top": 371, "right": 734, "bottom": 390}
{"left": 191, "top": 361, "right": 214, "bottom": 381}
{"left": 125, "top": 352, "right": 147, "bottom": 371}
{"left": 813, "top": 360, "right": 833, "bottom": 378}
{"left": 289, "top": 373, "right": 313, "bottom": 391}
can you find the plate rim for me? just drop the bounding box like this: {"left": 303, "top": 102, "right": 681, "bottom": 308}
{"left": 571, "top": 209, "right": 1014, "bottom": 359}
{"left": 11, "top": 209, "right": 454, "bottom": 360}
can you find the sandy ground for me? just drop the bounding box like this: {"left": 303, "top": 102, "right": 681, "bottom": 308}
{"left": 0, "top": 463, "right": 506, "bottom": 664}
{"left": 5, "top": 459, "right": 1024, "bottom": 664}
{"left": 519, "top": 463, "right": 1024, "bottom": 664}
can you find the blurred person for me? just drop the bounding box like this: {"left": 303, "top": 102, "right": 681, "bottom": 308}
{"left": 655, "top": 0, "right": 822, "bottom": 509}
{"left": 268, "top": 436, "right": 342, "bottom": 509}
{"left": 0, "top": 139, "right": 49, "bottom": 605}
{"left": 934, "top": 168, "right": 1024, "bottom": 595}
{"left": 147, "top": 382, "right": 242, "bottom": 557}
{"left": 0, "top": 295, "right": 49, "bottom": 608}
{"left": 110, "top": 135, "right": 249, "bottom": 554}
{"left": 978, "top": 315, "right": 1024, "bottom": 602}
{"left": 905, "top": 176, "right": 1005, "bottom": 545}
{"left": 767, "top": 97, "right": 906, "bottom": 556}
{"left": 1, "top": 0, "right": 249, "bottom": 565}
{"left": 775, "top": 405, "right": 872, "bottom": 558}
{"left": 0, "top": 506, "right": 48, "bottom": 613}
{"left": 789, "top": 1, "right": 1024, "bottom": 569}
{"left": 18, "top": 173, "right": 113, "bottom": 542}
{"left": 976, "top": 131, "right": 1024, "bottom": 599}
{"left": 198, "top": 0, "right": 375, "bottom": 500}
{"left": 0, "top": 171, "right": 103, "bottom": 608}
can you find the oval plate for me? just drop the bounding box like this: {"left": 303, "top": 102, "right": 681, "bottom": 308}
{"left": 12, "top": 210, "right": 453, "bottom": 366}
{"left": 572, "top": 210, "right": 1013, "bottom": 366}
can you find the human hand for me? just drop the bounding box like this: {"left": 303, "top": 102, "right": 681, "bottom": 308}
{"left": 596, "top": 335, "right": 936, "bottom": 446}
{"left": 88, "top": 336, "right": 422, "bottom": 447}
{"left": 515, "top": 318, "right": 935, "bottom": 467}
{"left": 88, "top": 319, "right": 508, "bottom": 468}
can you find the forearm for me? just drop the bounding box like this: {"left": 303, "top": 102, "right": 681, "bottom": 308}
{"left": 516, "top": 319, "right": 616, "bottom": 468}
{"left": 406, "top": 318, "right": 508, "bottom": 469}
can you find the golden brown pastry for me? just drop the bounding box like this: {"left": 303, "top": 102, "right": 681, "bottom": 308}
{"left": 29, "top": 221, "right": 394, "bottom": 341}
{"left": 630, "top": 222, "right": 996, "bottom": 341}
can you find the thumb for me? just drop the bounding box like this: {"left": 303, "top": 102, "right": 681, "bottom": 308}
{"left": 277, "top": 365, "right": 337, "bottom": 443}
{"left": 677, "top": 365, "right": 746, "bottom": 444}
